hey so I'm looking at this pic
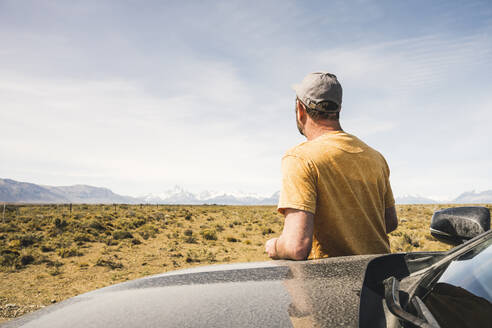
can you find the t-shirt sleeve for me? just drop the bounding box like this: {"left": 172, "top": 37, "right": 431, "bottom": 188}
{"left": 277, "top": 155, "right": 317, "bottom": 215}
{"left": 382, "top": 158, "right": 395, "bottom": 208}
{"left": 384, "top": 179, "right": 396, "bottom": 208}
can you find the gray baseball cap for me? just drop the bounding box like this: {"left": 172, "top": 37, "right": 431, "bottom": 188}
{"left": 295, "top": 72, "right": 342, "bottom": 112}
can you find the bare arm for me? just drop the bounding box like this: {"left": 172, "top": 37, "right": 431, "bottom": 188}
{"left": 385, "top": 206, "right": 398, "bottom": 233}
{"left": 265, "top": 208, "right": 314, "bottom": 261}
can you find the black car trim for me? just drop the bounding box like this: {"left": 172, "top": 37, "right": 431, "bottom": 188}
{"left": 383, "top": 276, "right": 438, "bottom": 328}
{"left": 429, "top": 228, "right": 453, "bottom": 237}
{"left": 411, "top": 294, "right": 440, "bottom": 327}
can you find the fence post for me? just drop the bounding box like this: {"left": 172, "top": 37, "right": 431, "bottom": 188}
{"left": 2, "top": 203, "right": 5, "bottom": 222}
{"left": 70, "top": 203, "right": 72, "bottom": 215}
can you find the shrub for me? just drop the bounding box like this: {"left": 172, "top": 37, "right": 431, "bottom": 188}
{"left": 0, "top": 249, "right": 20, "bottom": 267}
{"left": 88, "top": 220, "right": 105, "bottom": 231}
{"left": 95, "top": 257, "right": 123, "bottom": 269}
{"left": 138, "top": 226, "right": 158, "bottom": 240}
{"left": 185, "top": 250, "right": 200, "bottom": 263}
{"left": 19, "top": 233, "right": 41, "bottom": 247}
{"left": 183, "top": 229, "right": 193, "bottom": 236}
{"left": 73, "top": 232, "right": 93, "bottom": 243}
{"left": 0, "top": 223, "right": 17, "bottom": 233}
{"left": 20, "top": 254, "right": 35, "bottom": 266}
{"left": 201, "top": 229, "right": 217, "bottom": 241}
{"left": 107, "top": 239, "right": 119, "bottom": 246}
{"left": 184, "top": 236, "right": 197, "bottom": 244}
{"left": 7, "top": 239, "right": 21, "bottom": 249}
{"left": 49, "top": 267, "right": 62, "bottom": 276}
{"left": 57, "top": 247, "right": 82, "bottom": 258}
{"left": 41, "top": 245, "right": 54, "bottom": 253}
{"left": 45, "top": 260, "right": 63, "bottom": 267}
{"left": 112, "top": 230, "right": 133, "bottom": 240}
{"left": 206, "top": 251, "right": 217, "bottom": 263}
{"left": 403, "top": 232, "right": 420, "bottom": 247}
{"left": 262, "top": 228, "right": 275, "bottom": 235}
{"left": 226, "top": 236, "right": 239, "bottom": 243}
{"left": 54, "top": 218, "right": 68, "bottom": 229}
{"left": 129, "top": 218, "right": 146, "bottom": 228}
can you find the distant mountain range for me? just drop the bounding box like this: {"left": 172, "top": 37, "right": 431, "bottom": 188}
{"left": 0, "top": 178, "right": 137, "bottom": 204}
{"left": 139, "top": 186, "right": 279, "bottom": 205}
{"left": 0, "top": 179, "right": 278, "bottom": 205}
{"left": 395, "top": 195, "right": 438, "bottom": 204}
{"left": 453, "top": 190, "right": 492, "bottom": 204}
{"left": 1, "top": 178, "right": 491, "bottom": 205}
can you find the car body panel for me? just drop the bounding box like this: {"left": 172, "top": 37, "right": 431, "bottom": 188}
{"left": 2, "top": 255, "right": 378, "bottom": 328}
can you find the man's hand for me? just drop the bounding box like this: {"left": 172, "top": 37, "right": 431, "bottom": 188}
{"left": 265, "top": 238, "right": 279, "bottom": 259}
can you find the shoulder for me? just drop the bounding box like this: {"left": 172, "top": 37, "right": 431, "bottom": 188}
{"left": 346, "top": 133, "right": 387, "bottom": 159}
{"left": 355, "top": 138, "right": 391, "bottom": 174}
{"left": 283, "top": 141, "right": 311, "bottom": 160}
{"left": 281, "top": 143, "right": 319, "bottom": 176}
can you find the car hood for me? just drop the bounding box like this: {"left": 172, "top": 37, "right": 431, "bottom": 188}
{"left": 2, "top": 255, "right": 379, "bottom": 328}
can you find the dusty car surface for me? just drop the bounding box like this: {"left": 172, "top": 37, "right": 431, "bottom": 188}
{"left": 1, "top": 207, "right": 490, "bottom": 328}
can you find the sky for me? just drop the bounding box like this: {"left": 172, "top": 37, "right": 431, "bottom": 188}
{"left": 1, "top": 0, "right": 492, "bottom": 200}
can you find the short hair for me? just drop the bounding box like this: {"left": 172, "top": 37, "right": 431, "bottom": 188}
{"left": 298, "top": 99, "right": 340, "bottom": 121}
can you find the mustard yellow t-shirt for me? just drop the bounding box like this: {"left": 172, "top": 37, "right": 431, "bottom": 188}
{"left": 278, "top": 131, "right": 395, "bottom": 259}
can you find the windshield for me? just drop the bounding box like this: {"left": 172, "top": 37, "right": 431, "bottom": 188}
{"left": 421, "top": 237, "right": 492, "bottom": 328}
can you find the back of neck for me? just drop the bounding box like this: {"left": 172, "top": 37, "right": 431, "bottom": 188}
{"left": 305, "top": 122, "right": 343, "bottom": 141}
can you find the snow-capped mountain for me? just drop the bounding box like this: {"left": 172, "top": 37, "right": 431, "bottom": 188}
{"left": 141, "top": 185, "right": 198, "bottom": 204}
{"left": 453, "top": 190, "right": 492, "bottom": 204}
{"left": 395, "top": 194, "right": 438, "bottom": 204}
{"left": 140, "top": 186, "right": 279, "bottom": 205}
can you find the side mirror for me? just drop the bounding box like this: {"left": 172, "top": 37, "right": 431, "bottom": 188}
{"left": 430, "top": 206, "right": 490, "bottom": 246}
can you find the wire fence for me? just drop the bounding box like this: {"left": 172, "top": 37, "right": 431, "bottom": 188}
{"left": 0, "top": 202, "right": 167, "bottom": 222}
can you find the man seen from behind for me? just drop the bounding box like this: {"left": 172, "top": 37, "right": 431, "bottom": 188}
{"left": 265, "top": 72, "right": 398, "bottom": 260}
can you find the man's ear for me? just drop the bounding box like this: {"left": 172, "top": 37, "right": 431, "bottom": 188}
{"left": 296, "top": 100, "right": 307, "bottom": 123}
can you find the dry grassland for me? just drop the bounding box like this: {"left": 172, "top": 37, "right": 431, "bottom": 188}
{"left": 1, "top": 203, "right": 490, "bottom": 322}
